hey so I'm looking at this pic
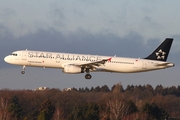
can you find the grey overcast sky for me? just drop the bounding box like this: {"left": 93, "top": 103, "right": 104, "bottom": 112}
{"left": 0, "top": 0, "right": 180, "bottom": 90}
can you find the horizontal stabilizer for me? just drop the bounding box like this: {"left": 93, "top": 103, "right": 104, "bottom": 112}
{"left": 155, "top": 62, "right": 175, "bottom": 67}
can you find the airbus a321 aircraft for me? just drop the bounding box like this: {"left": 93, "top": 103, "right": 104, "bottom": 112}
{"left": 4, "top": 38, "right": 174, "bottom": 79}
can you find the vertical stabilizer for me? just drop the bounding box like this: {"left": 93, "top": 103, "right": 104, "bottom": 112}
{"left": 144, "top": 38, "right": 173, "bottom": 61}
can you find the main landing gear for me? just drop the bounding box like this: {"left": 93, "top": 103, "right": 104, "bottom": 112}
{"left": 21, "top": 65, "right": 26, "bottom": 74}
{"left": 85, "top": 68, "right": 92, "bottom": 79}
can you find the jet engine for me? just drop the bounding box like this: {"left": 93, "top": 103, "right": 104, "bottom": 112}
{"left": 62, "top": 64, "right": 84, "bottom": 74}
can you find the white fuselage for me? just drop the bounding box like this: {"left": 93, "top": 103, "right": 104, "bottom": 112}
{"left": 4, "top": 50, "right": 174, "bottom": 73}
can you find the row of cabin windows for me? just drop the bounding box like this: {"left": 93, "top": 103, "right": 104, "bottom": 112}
{"left": 108, "top": 61, "right": 134, "bottom": 64}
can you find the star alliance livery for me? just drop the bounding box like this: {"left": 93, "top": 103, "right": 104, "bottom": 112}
{"left": 4, "top": 38, "right": 174, "bottom": 79}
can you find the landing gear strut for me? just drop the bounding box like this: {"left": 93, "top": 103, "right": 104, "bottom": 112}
{"left": 85, "top": 68, "right": 92, "bottom": 79}
{"left": 21, "top": 65, "right": 26, "bottom": 74}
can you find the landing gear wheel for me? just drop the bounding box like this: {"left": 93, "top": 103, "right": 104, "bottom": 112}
{"left": 85, "top": 74, "right": 92, "bottom": 79}
{"left": 21, "top": 71, "right": 25, "bottom": 74}
{"left": 21, "top": 65, "right": 26, "bottom": 74}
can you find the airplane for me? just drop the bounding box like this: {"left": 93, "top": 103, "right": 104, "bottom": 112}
{"left": 4, "top": 38, "right": 175, "bottom": 79}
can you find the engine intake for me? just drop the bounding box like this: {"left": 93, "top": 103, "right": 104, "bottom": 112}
{"left": 62, "top": 64, "right": 83, "bottom": 74}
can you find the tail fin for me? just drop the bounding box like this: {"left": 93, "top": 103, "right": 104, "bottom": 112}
{"left": 144, "top": 38, "right": 173, "bottom": 61}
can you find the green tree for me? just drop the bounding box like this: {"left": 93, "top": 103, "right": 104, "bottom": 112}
{"left": 8, "top": 95, "right": 23, "bottom": 120}
{"left": 94, "top": 86, "right": 101, "bottom": 92}
{"left": 38, "top": 99, "right": 55, "bottom": 120}
{"left": 142, "top": 102, "right": 169, "bottom": 120}
{"left": 101, "top": 85, "right": 110, "bottom": 92}
{"left": 68, "top": 102, "right": 99, "bottom": 120}
{"left": 127, "top": 100, "right": 138, "bottom": 114}
{"left": 85, "top": 102, "right": 99, "bottom": 120}
{"left": 155, "top": 85, "right": 164, "bottom": 95}
{"left": 90, "top": 87, "right": 94, "bottom": 91}
{"left": 125, "top": 85, "right": 135, "bottom": 92}
{"left": 85, "top": 87, "right": 90, "bottom": 92}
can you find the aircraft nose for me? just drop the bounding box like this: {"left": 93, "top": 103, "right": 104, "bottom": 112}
{"left": 4, "top": 56, "right": 10, "bottom": 63}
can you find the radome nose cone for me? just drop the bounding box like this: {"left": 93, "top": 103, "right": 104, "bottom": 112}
{"left": 4, "top": 56, "right": 8, "bottom": 63}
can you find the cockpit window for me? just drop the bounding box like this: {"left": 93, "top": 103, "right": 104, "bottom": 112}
{"left": 11, "top": 53, "right": 18, "bottom": 56}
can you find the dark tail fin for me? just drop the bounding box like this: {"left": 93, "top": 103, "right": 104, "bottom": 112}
{"left": 144, "top": 38, "right": 173, "bottom": 61}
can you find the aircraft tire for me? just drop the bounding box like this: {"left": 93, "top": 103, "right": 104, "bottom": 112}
{"left": 85, "top": 74, "right": 92, "bottom": 79}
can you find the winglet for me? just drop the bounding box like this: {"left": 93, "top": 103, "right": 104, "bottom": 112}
{"left": 144, "top": 38, "right": 173, "bottom": 61}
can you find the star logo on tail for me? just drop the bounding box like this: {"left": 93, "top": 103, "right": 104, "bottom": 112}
{"left": 156, "top": 49, "right": 166, "bottom": 60}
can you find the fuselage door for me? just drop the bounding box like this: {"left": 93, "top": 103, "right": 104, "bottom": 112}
{"left": 55, "top": 53, "right": 61, "bottom": 63}
{"left": 142, "top": 61, "right": 147, "bottom": 69}
{"left": 22, "top": 50, "right": 27, "bottom": 60}
{"left": 56, "top": 58, "right": 60, "bottom": 63}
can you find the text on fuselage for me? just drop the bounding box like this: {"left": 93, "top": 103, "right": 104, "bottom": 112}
{"left": 28, "top": 52, "right": 102, "bottom": 61}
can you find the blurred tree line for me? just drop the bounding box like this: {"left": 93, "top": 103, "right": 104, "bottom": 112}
{"left": 0, "top": 83, "right": 180, "bottom": 120}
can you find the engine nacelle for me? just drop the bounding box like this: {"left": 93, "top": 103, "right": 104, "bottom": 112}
{"left": 62, "top": 64, "right": 83, "bottom": 74}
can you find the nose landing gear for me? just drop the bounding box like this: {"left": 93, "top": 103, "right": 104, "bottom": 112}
{"left": 21, "top": 65, "right": 26, "bottom": 74}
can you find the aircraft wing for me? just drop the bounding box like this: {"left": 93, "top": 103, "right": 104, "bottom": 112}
{"left": 75, "top": 58, "right": 111, "bottom": 69}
